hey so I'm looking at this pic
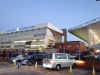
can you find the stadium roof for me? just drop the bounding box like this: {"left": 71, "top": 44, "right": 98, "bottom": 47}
{"left": 0, "top": 22, "right": 63, "bottom": 35}
{"left": 68, "top": 17, "right": 100, "bottom": 44}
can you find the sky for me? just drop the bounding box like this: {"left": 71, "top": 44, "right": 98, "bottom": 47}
{"left": 0, "top": 0, "right": 100, "bottom": 42}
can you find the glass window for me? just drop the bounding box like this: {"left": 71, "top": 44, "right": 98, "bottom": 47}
{"left": 44, "top": 54, "right": 52, "bottom": 59}
{"left": 55, "top": 54, "right": 61, "bottom": 59}
{"left": 42, "top": 33, "right": 45, "bottom": 36}
{"left": 61, "top": 54, "right": 66, "bottom": 59}
{"left": 67, "top": 54, "right": 72, "bottom": 59}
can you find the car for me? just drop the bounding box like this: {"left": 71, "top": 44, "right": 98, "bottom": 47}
{"left": 71, "top": 54, "right": 78, "bottom": 58}
{"left": 10, "top": 55, "right": 30, "bottom": 64}
{"left": 96, "top": 55, "right": 100, "bottom": 61}
{"left": 74, "top": 51, "right": 95, "bottom": 61}
{"left": 67, "top": 54, "right": 75, "bottom": 59}
{"left": 42, "top": 53, "right": 76, "bottom": 71}
{"left": 26, "top": 54, "right": 46, "bottom": 66}
{"left": 24, "top": 54, "right": 36, "bottom": 66}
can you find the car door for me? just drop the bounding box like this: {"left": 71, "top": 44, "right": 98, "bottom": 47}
{"left": 65, "top": 54, "right": 73, "bottom": 66}
{"left": 54, "top": 54, "right": 62, "bottom": 66}
{"left": 60, "top": 54, "right": 67, "bottom": 67}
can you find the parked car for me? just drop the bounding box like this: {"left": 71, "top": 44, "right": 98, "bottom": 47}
{"left": 42, "top": 53, "right": 76, "bottom": 71}
{"left": 67, "top": 54, "right": 75, "bottom": 59}
{"left": 27, "top": 54, "right": 46, "bottom": 66}
{"left": 24, "top": 54, "right": 36, "bottom": 66}
{"left": 71, "top": 54, "right": 78, "bottom": 58}
{"left": 74, "top": 51, "right": 95, "bottom": 61}
{"left": 94, "top": 55, "right": 99, "bottom": 60}
{"left": 96, "top": 55, "right": 100, "bottom": 61}
{"left": 10, "top": 55, "right": 30, "bottom": 64}
{"left": 10, "top": 53, "right": 48, "bottom": 66}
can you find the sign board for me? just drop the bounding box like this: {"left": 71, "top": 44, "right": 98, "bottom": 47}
{"left": 6, "top": 25, "right": 35, "bottom": 33}
{"left": 6, "top": 29, "right": 16, "bottom": 33}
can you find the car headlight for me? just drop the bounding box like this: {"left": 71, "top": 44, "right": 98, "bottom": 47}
{"left": 50, "top": 60, "right": 54, "bottom": 64}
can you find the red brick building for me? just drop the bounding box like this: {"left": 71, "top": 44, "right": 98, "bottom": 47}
{"left": 55, "top": 41, "right": 86, "bottom": 54}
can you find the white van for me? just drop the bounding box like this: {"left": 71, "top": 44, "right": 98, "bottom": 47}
{"left": 42, "top": 53, "right": 76, "bottom": 71}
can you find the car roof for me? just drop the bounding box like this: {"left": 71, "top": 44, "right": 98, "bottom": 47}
{"left": 50, "top": 53, "right": 66, "bottom": 55}
{"left": 66, "top": 54, "right": 71, "bottom": 55}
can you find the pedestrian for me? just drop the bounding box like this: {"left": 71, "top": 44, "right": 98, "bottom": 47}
{"left": 16, "top": 53, "right": 23, "bottom": 69}
{"left": 2, "top": 50, "right": 6, "bottom": 59}
{"left": 8, "top": 50, "right": 12, "bottom": 59}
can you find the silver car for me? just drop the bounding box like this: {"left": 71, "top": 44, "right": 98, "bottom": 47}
{"left": 42, "top": 53, "right": 76, "bottom": 71}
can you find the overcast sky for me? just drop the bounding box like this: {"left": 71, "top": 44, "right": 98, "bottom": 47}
{"left": 0, "top": 0, "right": 100, "bottom": 42}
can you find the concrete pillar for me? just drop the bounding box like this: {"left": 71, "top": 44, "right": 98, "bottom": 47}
{"left": 61, "top": 29, "right": 67, "bottom": 42}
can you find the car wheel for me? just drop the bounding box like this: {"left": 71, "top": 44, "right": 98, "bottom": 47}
{"left": 72, "top": 63, "right": 76, "bottom": 69}
{"left": 56, "top": 65, "right": 61, "bottom": 71}
{"left": 27, "top": 61, "right": 32, "bottom": 66}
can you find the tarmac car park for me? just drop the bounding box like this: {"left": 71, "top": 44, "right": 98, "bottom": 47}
{"left": 2, "top": 52, "right": 100, "bottom": 75}
{"left": 0, "top": 62, "right": 95, "bottom": 75}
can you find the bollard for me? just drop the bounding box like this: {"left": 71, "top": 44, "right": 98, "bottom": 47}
{"left": 92, "top": 67, "right": 96, "bottom": 75}
{"left": 14, "top": 60, "right": 16, "bottom": 66}
{"left": 35, "top": 62, "right": 38, "bottom": 68}
{"left": 69, "top": 64, "right": 73, "bottom": 74}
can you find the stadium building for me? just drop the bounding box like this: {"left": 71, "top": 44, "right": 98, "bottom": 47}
{"left": 0, "top": 23, "right": 63, "bottom": 52}
{"left": 68, "top": 17, "right": 100, "bottom": 53}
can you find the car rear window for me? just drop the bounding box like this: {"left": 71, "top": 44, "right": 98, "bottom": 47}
{"left": 44, "top": 54, "right": 52, "bottom": 59}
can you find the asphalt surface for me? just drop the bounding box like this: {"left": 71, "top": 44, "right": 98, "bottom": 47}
{"left": 0, "top": 62, "right": 48, "bottom": 75}
{"left": 0, "top": 62, "right": 99, "bottom": 75}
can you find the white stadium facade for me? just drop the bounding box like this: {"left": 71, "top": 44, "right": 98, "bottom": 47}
{"left": 0, "top": 23, "right": 64, "bottom": 52}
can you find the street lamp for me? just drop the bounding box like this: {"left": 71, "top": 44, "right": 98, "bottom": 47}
{"left": 77, "top": 45, "right": 80, "bottom": 60}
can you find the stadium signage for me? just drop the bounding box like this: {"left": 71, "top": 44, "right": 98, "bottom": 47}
{"left": 6, "top": 29, "right": 16, "bottom": 33}
{"left": 6, "top": 26, "right": 35, "bottom": 33}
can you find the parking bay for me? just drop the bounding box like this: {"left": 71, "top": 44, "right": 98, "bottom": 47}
{"left": 0, "top": 62, "right": 92, "bottom": 75}
{"left": 25, "top": 65, "right": 91, "bottom": 75}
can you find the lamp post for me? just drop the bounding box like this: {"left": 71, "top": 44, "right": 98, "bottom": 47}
{"left": 98, "top": 45, "right": 100, "bottom": 61}
{"left": 42, "top": 46, "right": 44, "bottom": 54}
{"left": 77, "top": 45, "right": 80, "bottom": 60}
{"left": 63, "top": 47, "right": 65, "bottom": 53}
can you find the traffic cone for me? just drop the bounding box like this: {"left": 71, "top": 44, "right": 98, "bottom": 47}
{"left": 69, "top": 65, "right": 73, "bottom": 74}
{"left": 92, "top": 67, "right": 96, "bottom": 75}
{"left": 14, "top": 60, "right": 16, "bottom": 66}
{"left": 35, "top": 62, "right": 38, "bottom": 68}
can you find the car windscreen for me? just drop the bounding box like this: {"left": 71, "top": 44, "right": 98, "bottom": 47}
{"left": 44, "top": 54, "right": 52, "bottom": 59}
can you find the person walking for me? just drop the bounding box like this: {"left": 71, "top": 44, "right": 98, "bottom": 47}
{"left": 2, "top": 50, "right": 6, "bottom": 59}
{"left": 16, "top": 53, "right": 23, "bottom": 69}
{"left": 8, "top": 50, "right": 12, "bottom": 59}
